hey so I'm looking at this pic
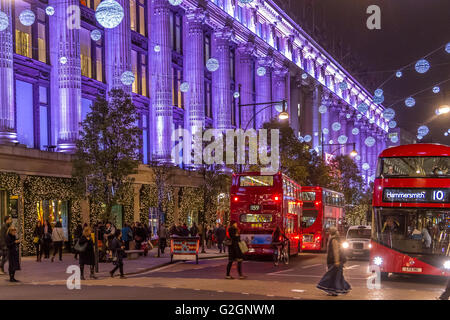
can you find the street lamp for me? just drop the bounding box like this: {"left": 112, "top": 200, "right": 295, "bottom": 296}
{"left": 436, "top": 105, "right": 450, "bottom": 115}
{"left": 321, "top": 133, "right": 357, "bottom": 160}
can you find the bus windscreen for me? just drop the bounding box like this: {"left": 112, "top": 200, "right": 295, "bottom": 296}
{"left": 239, "top": 176, "right": 274, "bottom": 187}
{"left": 240, "top": 214, "right": 273, "bottom": 223}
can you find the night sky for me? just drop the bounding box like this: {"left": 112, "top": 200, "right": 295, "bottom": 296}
{"left": 277, "top": 0, "right": 450, "bottom": 144}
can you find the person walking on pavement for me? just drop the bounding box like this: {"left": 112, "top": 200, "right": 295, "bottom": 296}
{"left": 5, "top": 226, "right": 21, "bottom": 282}
{"left": 0, "top": 216, "right": 13, "bottom": 274}
{"left": 110, "top": 230, "right": 126, "bottom": 279}
{"left": 215, "top": 224, "right": 226, "bottom": 253}
{"left": 51, "top": 221, "right": 65, "bottom": 262}
{"left": 42, "top": 220, "right": 52, "bottom": 259}
{"left": 158, "top": 223, "right": 168, "bottom": 254}
{"left": 73, "top": 223, "right": 83, "bottom": 260}
{"left": 317, "top": 226, "right": 351, "bottom": 296}
{"left": 225, "top": 221, "right": 246, "bottom": 279}
{"left": 190, "top": 222, "right": 198, "bottom": 237}
{"left": 438, "top": 277, "right": 450, "bottom": 300}
{"left": 78, "top": 226, "right": 97, "bottom": 280}
{"left": 33, "top": 221, "right": 44, "bottom": 262}
{"left": 121, "top": 223, "right": 133, "bottom": 250}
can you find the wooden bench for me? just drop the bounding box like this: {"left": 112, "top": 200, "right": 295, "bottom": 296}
{"left": 125, "top": 250, "right": 144, "bottom": 260}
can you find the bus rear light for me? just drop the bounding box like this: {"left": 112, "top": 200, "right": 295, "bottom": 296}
{"left": 233, "top": 196, "right": 239, "bottom": 202}
{"left": 314, "top": 201, "right": 320, "bottom": 207}
{"left": 273, "top": 195, "right": 280, "bottom": 201}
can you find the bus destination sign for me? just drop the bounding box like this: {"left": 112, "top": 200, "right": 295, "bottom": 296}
{"left": 383, "top": 188, "right": 450, "bottom": 203}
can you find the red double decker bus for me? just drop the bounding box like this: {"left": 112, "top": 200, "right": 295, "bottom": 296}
{"left": 230, "top": 172, "right": 302, "bottom": 257}
{"left": 300, "top": 186, "right": 346, "bottom": 252}
{"left": 371, "top": 144, "right": 450, "bottom": 279}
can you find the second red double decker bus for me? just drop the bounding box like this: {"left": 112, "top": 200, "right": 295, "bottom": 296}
{"left": 230, "top": 172, "right": 302, "bottom": 257}
{"left": 371, "top": 143, "right": 450, "bottom": 279}
{"left": 300, "top": 186, "right": 346, "bottom": 252}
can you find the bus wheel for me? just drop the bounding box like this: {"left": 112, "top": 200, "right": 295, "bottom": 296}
{"left": 380, "top": 272, "right": 389, "bottom": 281}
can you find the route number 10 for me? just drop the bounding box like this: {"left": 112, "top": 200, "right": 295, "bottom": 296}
{"left": 432, "top": 190, "right": 444, "bottom": 201}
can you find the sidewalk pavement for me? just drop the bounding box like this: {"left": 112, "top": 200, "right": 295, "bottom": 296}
{"left": 0, "top": 247, "right": 227, "bottom": 284}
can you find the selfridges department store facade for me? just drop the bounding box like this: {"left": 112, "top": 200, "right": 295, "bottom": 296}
{"left": 0, "top": 0, "right": 388, "bottom": 254}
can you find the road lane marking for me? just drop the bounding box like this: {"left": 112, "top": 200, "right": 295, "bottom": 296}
{"left": 242, "top": 292, "right": 249, "bottom": 295}
{"left": 291, "top": 289, "right": 305, "bottom": 293}
{"left": 266, "top": 268, "right": 295, "bottom": 276}
{"left": 345, "top": 265, "right": 360, "bottom": 270}
{"left": 301, "top": 264, "right": 323, "bottom": 269}
{"left": 267, "top": 294, "right": 275, "bottom": 297}
{"left": 267, "top": 273, "right": 370, "bottom": 280}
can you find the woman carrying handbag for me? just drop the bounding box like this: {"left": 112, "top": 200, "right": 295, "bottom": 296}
{"left": 109, "top": 230, "right": 126, "bottom": 279}
{"left": 225, "top": 221, "right": 247, "bottom": 280}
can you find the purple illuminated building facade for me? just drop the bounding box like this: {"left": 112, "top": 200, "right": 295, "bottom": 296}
{"left": 1, "top": 0, "right": 388, "bottom": 180}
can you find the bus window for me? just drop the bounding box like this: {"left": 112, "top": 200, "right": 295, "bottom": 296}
{"left": 302, "top": 210, "right": 318, "bottom": 228}
{"left": 239, "top": 175, "right": 274, "bottom": 187}
{"left": 302, "top": 192, "right": 316, "bottom": 201}
{"left": 240, "top": 214, "right": 273, "bottom": 223}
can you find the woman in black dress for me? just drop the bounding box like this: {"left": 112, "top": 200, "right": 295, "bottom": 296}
{"left": 33, "top": 221, "right": 44, "bottom": 262}
{"left": 317, "top": 227, "right": 351, "bottom": 296}
{"left": 6, "top": 226, "right": 21, "bottom": 282}
{"left": 78, "top": 227, "right": 97, "bottom": 280}
{"left": 225, "top": 221, "right": 246, "bottom": 279}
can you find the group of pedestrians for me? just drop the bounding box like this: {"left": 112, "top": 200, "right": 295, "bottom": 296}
{"left": 33, "top": 220, "right": 66, "bottom": 262}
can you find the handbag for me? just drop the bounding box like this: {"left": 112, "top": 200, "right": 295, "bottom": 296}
{"left": 223, "top": 238, "right": 232, "bottom": 246}
{"left": 33, "top": 236, "right": 40, "bottom": 244}
{"left": 74, "top": 239, "right": 87, "bottom": 252}
{"left": 238, "top": 240, "right": 249, "bottom": 254}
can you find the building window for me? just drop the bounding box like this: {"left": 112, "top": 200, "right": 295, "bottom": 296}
{"left": 15, "top": 80, "right": 34, "bottom": 148}
{"left": 141, "top": 114, "right": 149, "bottom": 164}
{"left": 275, "top": 36, "right": 280, "bottom": 51}
{"left": 80, "top": 28, "right": 92, "bottom": 78}
{"left": 130, "top": 0, "right": 146, "bottom": 36}
{"left": 131, "top": 50, "right": 148, "bottom": 97}
{"left": 80, "top": 0, "right": 101, "bottom": 9}
{"left": 205, "top": 81, "right": 212, "bottom": 118}
{"left": 36, "top": 9, "right": 46, "bottom": 63}
{"left": 14, "top": 1, "right": 33, "bottom": 59}
{"left": 170, "top": 11, "right": 182, "bottom": 54}
{"left": 172, "top": 67, "right": 183, "bottom": 109}
{"left": 230, "top": 49, "right": 235, "bottom": 82}
{"left": 204, "top": 34, "right": 211, "bottom": 64}
{"left": 39, "top": 86, "right": 49, "bottom": 150}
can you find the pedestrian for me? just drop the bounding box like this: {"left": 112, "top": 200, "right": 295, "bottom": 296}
{"left": 78, "top": 226, "right": 97, "bottom": 280}
{"left": 0, "top": 216, "right": 13, "bottom": 274}
{"left": 121, "top": 223, "right": 133, "bottom": 250}
{"left": 73, "top": 223, "right": 83, "bottom": 260}
{"left": 190, "top": 222, "right": 198, "bottom": 237}
{"left": 42, "top": 220, "right": 52, "bottom": 259}
{"left": 5, "top": 226, "right": 21, "bottom": 282}
{"left": 438, "top": 277, "right": 450, "bottom": 300}
{"left": 51, "top": 221, "right": 65, "bottom": 262}
{"left": 215, "top": 224, "right": 226, "bottom": 253}
{"left": 207, "top": 227, "right": 213, "bottom": 248}
{"left": 316, "top": 226, "right": 351, "bottom": 296}
{"left": 158, "top": 223, "right": 168, "bottom": 254}
{"left": 33, "top": 221, "right": 44, "bottom": 262}
{"left": 134, "top": 222, "right": 146, "bottom": 250}
{"left": 109, "top": 230, "right": 126, "bottom": 279}
{"left": 225, "top": 221, "right": 246, "bottom": 279}
{"left": 181, "top": 223, "right": 189, "bottom": 237}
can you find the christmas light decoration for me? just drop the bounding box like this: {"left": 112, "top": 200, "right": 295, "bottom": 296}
{"left": 257, "top": 66, "right": 266, "bottom": 76}
{"left": 415, "top": 59, "right": 430, "bottom": 73}
{"left": 19, "top": 9, "right": 35, "bottom": 26}
{"left": 318, "top": 105, "right": 327, "bottom": 114}
{"left": 338, "top": 135, "right": 348, "bottom": 144}
{"left": 0, "top": 11, "right": 9, "bottom": 32}
{"left": 374, "top": 88, "right": 383, "bottom": 97}
{"left": 206, "top": 58, "right": 219, "bottom": 72}
{"left": 433, "top": 86, "right": 440, "bottom": 94}
{"left": 357, "top": 103, "right": 369, "bottom": 113}
{"left": 59, "top": 56, "right": 67, "bottom": 65}
{"left": 352, "top": 128, "right": 359, "bottom": 135}
{"left": 388, "top": 120, "right": 397, "bottom": 129}
{"left": 396, "top": 71, "right": 402, "bottom": 78}
{"left": 332, "top": 122, "right": 341, "bottom": 131}
{"left": 95, "top": 0, "right": 124, "bottom": 29}
{"left": 180, "top": 82, "right": 189, "bottom": 93}
{"left": 405, "top": 97, "right": 415, "bottom": 107}
{"left": 304, "top": 135, "right": 312, "bottom": 143}
{"left": 383, "top": 108, "right": 395, "bottom": 121}
{"left": 45, "top": 6, "right": 55, "bottom": 16}
{"left": 365, "top": 136, "right": 375, "bottom": 147}
{"left": 90, "top": 29, "right": 102, "bottom": 41}
{"left": 417, "top": 125, "right": 429, "bottom": 137}
{"left": 120, "top": 71, "right": 135, "bottom": 85}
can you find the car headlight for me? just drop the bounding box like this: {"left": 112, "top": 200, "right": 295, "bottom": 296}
{"left": 368, "top": 243, "right": 372, "bottom": 249}
{"left": 342, "top": 242, "right": 349, "bottom": 249}
{"left": 444, "top": 260, "right": 450, "bottom": 270}
{"left": 374, "top": 256, "right": 383, "bottom": 266}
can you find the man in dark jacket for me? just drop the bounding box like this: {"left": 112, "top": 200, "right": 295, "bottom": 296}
{"left": 215, "top": 224, "right": 226, "bottom": 253}
{"left": 0, "top": 216, "right": 12, "bottom": 274}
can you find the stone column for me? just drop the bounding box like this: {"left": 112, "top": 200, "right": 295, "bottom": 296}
{"left": 56, "top": 0, "right": 81, "bottom": 153}
{"left": 133, "top": 183, "right": 142, "bottom": 223}
{"left": 184, "top": 9, "right": 206, "bottom": 136}
{"left": 329, "top": 104, "right": 340, "bottom": 149}
{"left": 311, "top": 85, "right": 321, "bottom": 148}
{"left": 150, "top": 0, "right": 173, "bottom": 163}
{"left": 212, "top": 27, "right": 233, "bottom": 130}
{"left": 353, "top": 120, "right": 362, "bottom": 173}
{"left": 337, "top": 109, "right": 347, "bottom": 155}
{"left": 320, "top": 93, "right": 331, "bottom": 147}
{"left": 236, "top": 42, "right": 255, "bottom": 129}
{"left": 360, "top": 125, "right": 368, "bottom": 183}
{"left": 80, "top": 199, "right": 90, "bottom": 225}
{"left": 255, "top": 56, "right": 273, "bottom": 128}
{"left": 0, "top": 0, "right": 17, "bottom": 144}
{"left": 105, "top": 0, "right": 132, "bottom": 93}
{"left": 173, "top": 187, "right": 180, "bottom": 224}
{"left": 272, "top": 67, "right": 288, "bottom": 119}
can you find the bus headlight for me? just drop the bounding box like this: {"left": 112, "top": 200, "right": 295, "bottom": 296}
{"left": 444, "top": 260, "right": 450, "bottom": 270}
{"left": 374, "top": 256, "right": 383, "bottom": 266}
{"left": 368, "top": 243, "right": 372, "bottom": 249}
{"left": 342, "top": 242, "right": 349, "bottom": 249}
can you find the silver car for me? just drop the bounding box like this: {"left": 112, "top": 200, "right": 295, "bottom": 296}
{"left": 342, "top": 226, "right": 372, "bottom": 259}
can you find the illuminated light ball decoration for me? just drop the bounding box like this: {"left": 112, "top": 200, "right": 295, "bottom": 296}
{"left": 154, "top": 45, "right": 161, "bottom": 52}
{"left": 405, "top": 97, "right": 415, "bottom": 107}
{"left": 365, "top": 136, "right": 376, "bottom": 147}
{"left": 318, "top": 105, "right": 327, "bottom": 114}
{"left": 446, "top": 43, "right": 450, "bottom": 54}
{"left": 90, "top": 29, "right": 102, "bottom": 41}
{"left": 374, "top": 88, "right": 383, "bottom": 97}
{"left": 355, "top": 155, "right": 361, "bottom": 161}
{"left": 45, "top": 6, "right": 55, "bottom": 16}
{"left": 383, "top": 108, "right": 395, "bottom": 121}
{"left": 329, "top": 140, "right": 334, "bottom": 144}
{"left": 362, "top": 163, "right": 370, "bottom": 171}
{"left": 120, "top": 71, "right": 135, "bottom": 86}
{"left": 352, "top": 128, "right": 359, "bottom": 135}
{"left": 304, "top": 135, "right": 312, "bottom": 143}
{"left": 206, "top": 58, "right": 219, "bottom": 72}
{"left": 415, "top": 59, "right": 430, "bottom": 74}
{"left": 233, "top": 91, "right": 240, "bottom": 99}
{"left": 369, "top": 118, "right": 375, "bottom": 124}
{"left": 95, "top": 0, "right": 124, "bottom": 29}
{"left": 388, "top": 120, "right": 397, "bottom": 129}
{"left": 346, "top": 113, "right": 351, "bottom": 119}
{"left": 275, "top": 103, "right": 283, "bottom": 112}
{"left": 19, "top": 9, "right": 35, "bottom": 26}
{"left": 332, "top": 122, "right": 341, "bottom": 131}
{"left": 445, "top": 132, "right": 449, "bottom": 137}
{"left": 339, "top": 81, "right": 347, "bottom": 90}
{"left": 357, "top": 102, "right": 369, "bottom": 114}
{"left": 238, "top": 0, "right": 254, "bottom": 3}
{"left": 396, "top": 70, "right": 402, "bottom": 78}
{"left": 256, "top": 66, "right": 266, "bottom": 77}
{"left": 390, "top": 135, "right": 399, "bottom": 143}
{"left": 322, "top": 128, "right": 329, "bottom": 135}
{"left": 373, "top": 95, "right": 384, "bottom": 104}
{"left": 298, "top": 136, "right": 304, "bottom": 143}
{"left": 448, "top": 129, "right": 450, "bottom": 133}
{"left": 417, "top": 125, "right": 429, "bottom": 137}
{"left": 168, "top": 0, "right": 183, "bottom": 6}
{"left": 59, "top": 56, "right": 67, "bottom": 65}
{"left": 417, "top": 135, "right": 423, "bottom": 140}
{"left": 180, "top": 82, "right": 190, "bottom": 93}
{"left": 356, "top": 114, "right": 362, "bottom": 120}
{"left": 301, "top": 73, "right": 308, "bottom": 80}
{"left": 338, "top": 135, "right": 348, "bottom": 144}
{"left": 432, "top": 86, "right": 440, "bottom": 94}
{"left": 0, "top": 10, "right": 9, "bottom": 32}
{"left": 314, "top": 132, "right": 319, "bottom": 137}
